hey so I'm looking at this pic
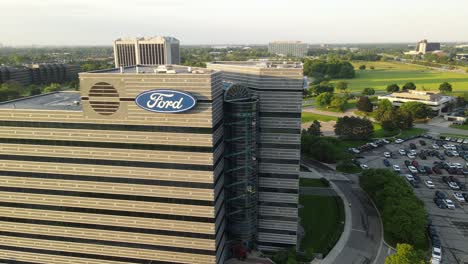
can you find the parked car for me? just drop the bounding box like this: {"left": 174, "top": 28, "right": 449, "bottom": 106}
{"left": 382, "top": 139, "right": 390, "bottom": 144}
{"left": 409, "top": 180, "right": 419, "bottom": 188}
{"left": 434, "top": 198, "right": 447, "bottom": 209}
{"left": 404, "top": 160, "right": 411, "bottom": 167}
{"left": 448, "top": 182, "right": 460, "bottom": 190}
{"left": 383, "top": 159, "right": 391, "bottom": 167}
{"left": 443, "top": 199, "right": 455, "bottom": 209}
{"left": 407, "top": 153, "right": 416, "bottom": 159}
{"left": 360, "top": 164, "right": 369, "bottom": 170}
{"left": 435, "top": 190, "right": 447, "bottom": 199}
{"left": 349, "top": 148, "right": 360, "bottom": 154}
{"left": 408, "top": 166, "right": 418, "bottom": 174}
{"left": 412, "top": 160, "right": 419, "bottom": 167}
{"left": 424, "top": 166, "right": 433, "bottom": 174}
{"left": 457, "top": 138, "right": 464, "bottom": 143}
{"left": 453, "top": 192, "right": 465, "bottom": 202}
{"left": 369, "top": 142, "right": 378, "bottom": 148}
{"left": 417, "top": 166, "right": 426, "bottom": 173}
{"left": 425, "top": 180, "right": 435, "bottom": 189}
{"left": 432, "top": 167, "right": 442, "bottom": 174}
{"left": 419, "top": 140, "right": 426, "bottom": 146}
{"left": 432, "top": 247, "right": 442, "bottom": 260}
{"left": 405, "top": 174, "right": 415, "bottom": 181}
{"left": 410, "top": 143, "right": 417, "bottom": 149}
{"left": 432, "top": 144, "right": 439, "bottom": 149}
{"left": 384, "top": 152, "right": 391, "bottom": 158}
{"left": 399, "top": 149, "right": 406, "bottom": 155}
{"left": 395, "top": 138, "right": 404, "bottom": 144}
{"left": 393, "top": 165, "right": 401, "bottom": 172}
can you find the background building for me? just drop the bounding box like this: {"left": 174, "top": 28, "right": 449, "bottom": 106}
{"left": 416, "top": 39, "right": 441, "bottom": 54}
{"left": 208, "top": 61, "right": 303, "bottom": 253}
{"left": 268, "top": 41, "right": 308, "bottom": 58}
{"left": 113, "top": 36, "right": 180, "bottom": 67}
{"left": 378, "top": 90, "right": 455, "bottom": 115}
{"left": 0, "top": 64, "right": 80, "bottom": 87}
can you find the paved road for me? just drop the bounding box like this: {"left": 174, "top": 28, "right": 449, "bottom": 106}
{"left": 301, "top": 159, "right": 392, "bottom": 264}
{"left": 415, "top": 123, "right": 468, "bottom": 136}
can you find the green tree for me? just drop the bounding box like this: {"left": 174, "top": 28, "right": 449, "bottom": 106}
{"left": 376, "top": 99, "right": 394, "bottom": 121}
{"left": 330, "top": 95, "right": 347, "bottom": 111}
{"left": 304, "top": 120, "right": 322, "bottom": 136}
{"left": 386, "top": 84, "right": 400, "bottom": 93}
{"left": 356, "top": 96, "right": 373, "bottom": 112}
{"left": 336, "top": 81, "right": 348, "bottom": 91}
{"left": 400, "top": 102, "right": 430, "bottom": 119}
{"left": 0, "top": 81, "right": 22, "bottom": 102}
{"left": 394, "top": 109, "right": 414, "bottom": 130}
{"left": 316, "top": 92, "right": 333, "bottom": 107}
{"left": 362, "top": 87, "right": 375, "bottom": 96}
{"left": 335, "top": 116, "right": 374, "bottom": 140}
{"left": 309, "top": 82, "right": 334, "bottom": 95}
{"left": 44, "top": 83, "right": 62, "bottom": 93}
{"left": 385, "top": 244, "right": 425, "bottom": 264}
{"left": 359, "top": 65, "right": 366, "bottom": 70}
{"left": 369, "top": 65, "right": 375, "bottom": 70}
{"left": 402, "top": 82, "right": 416, "bottom": 90}
{"left": 439, "top": 82, "right": 453, "bottom": 93}
{"left": 271, "top": 248, "right": 298, "bottom": 264}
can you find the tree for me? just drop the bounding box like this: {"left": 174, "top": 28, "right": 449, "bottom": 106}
{"left": 362, "top": 87, "right": 375, "bottom": 96}
{"left": 394, "top": 109, "right": 413, "bottom": 130}
{"left": 402, "top": 82, "right": 416, "bottom": 90}
{"left": 303, "top": 59, "right": 355, "bottom": 79}
{"left": 0, "top": 81, "right": 22, "bottom": 102}
{"left": 271, "top": 248, "right": 298, "bottom": 264}
{"left": 356, "top": 96, "right": 373, "bottom": 112}
{"left": 359, "top": 65, "right": 366, "bottom": 70}
{"left": 385, "top": 244, "right": 425, "bottom": 264}
{"left": 316, "top": 92, "right": 333, "bottom": 107}
{"left": 439, "top": 82, "right": 453, "bottom": 93}
{"left": 386, "top": 84, "right": 400, "bottom": 93}
{"left": 309, "top": 83, "right": 334, "bottom": 96}
{"left": 304, "top": 120, "right": 322, "bottom": 136}
{"left": 400, "top": 102, "right": 431, "bottom": 119}
{"left": 330, "top": 95, "right": 347, "bottom": 111}
{"left": 44, "top": 83, "right": 62, "bottom": 93}
{"left": 335, "top": 116, "right": 374, "bottom": 140}
{"left": 370, "top": 65, "right": 375, "bottom": 70}
{"left": 376, "top": 99, "right": 394, "bottom": 121}
{"left": 336, "top": 81, "right": 348, "bottom": 91}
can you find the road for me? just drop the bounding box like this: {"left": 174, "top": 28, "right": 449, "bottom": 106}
{"left": 301, "top": 159, "right": 392, "bottom": 264}
{"left": 415, "top": 123, "right": 468, "bottom": 136}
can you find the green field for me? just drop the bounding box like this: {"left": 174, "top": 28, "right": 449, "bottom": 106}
{"left": 302, "top": 112, "right": 338, "bottom": 123}
{"left": 332, "top": 61, "right": 468, "bottom": 92}
{"left": 300, "top": 195, "right": 345, "bottom": 257}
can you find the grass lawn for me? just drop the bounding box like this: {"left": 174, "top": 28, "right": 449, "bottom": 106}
{"left": 302, "top": 112, "right": 338, "bottom": 123}
{"left": 399, "top": 127, "right": 427, "bottom": 138}
{"left": 373, "top": 123, "right": 399, "bottom": 138}
{"left": 300, "top": 178, "right": 330, "bottom": 187}
{"left": 300, "top": 195, "right": 345, "bottom": 257}
{"left": 450, "top": 124, "right": 468, "bottom": 130}
{"left": 331, "top": 61, "right": 468, "bottom": 92}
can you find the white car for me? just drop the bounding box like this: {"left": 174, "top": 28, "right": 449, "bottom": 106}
{"left": 425, "top": 180, "right": 435, "bottom": 189}
{"left": 452, "top": 151, "right": 460, "bottom": 157}
{"left": 453, "top": 163, "right": 463, "bottom": 169}
{"left": 410, "top": 149, "right": 417, "bottom": 155}
{"left": 395, "top": 139, "right": 404, "bottom": 144}
{"left": 430, "top": 257, "right": 440, "bottom": 264}
{"left": 382, "top": 139, "right": 390, "bottom": 144}
{"left": 432, "top": 144, "right": 439, "bottom": 149}
{"left": 407, "top": 153, "right": 416, "bottom": 159}
{"left": 457, "top": 138, "right": 464, "bottom": 143}
{"left": 408, "top": 166, "right": 418, "bottom": 174}
{"left": 404, "top": 174, "right": 415, "bottom": 181}
{"left": 369, "top": 142, "right": 378, "bottom": 148}
{"left": 399, "top": 149, "right": 406, "bottom": 155}
{"left": 349, "top": 148, "right": 360, "bottom": 154}
{"left": 463, "top": 139, "right": 468, "bottom": 144}
{"left": 432, "top": 247, "right": 442, "bottom": 260}
{"left": 360, "top": 164, "right": 369, "bottom": 170}
{"left": 384, "top": 152, "right": 391, "bottom": 158}
{"left": 445, "top": 137, "right": 451, "bottom": 141}
{"left": 393, "top": 165, "right": 401, "bottom": 172}
{"left": 443, "top": 199, "right": 455, "bottom": 209}
{"left": 443, "top": 144, "right": 451, "bottom": 150}
{"left": 453, "top": 192, "right": 465, "bottom": 202}
{"left": 448, "top": 182, "right": 460, "bottom": 190}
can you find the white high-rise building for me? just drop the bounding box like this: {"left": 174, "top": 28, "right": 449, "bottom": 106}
{"left": 113, "top": 36, "right": 180, "bottom": 67}
{"left": 268, "top": 41, "right": 308, "bottom": 58}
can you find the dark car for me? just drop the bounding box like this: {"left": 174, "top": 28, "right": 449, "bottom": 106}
{"left": 442, "top": 176, "right": 450, "bottom": 183}
{"left": 445, "top": 150, "right": 454, "bottom": 157}
{"left": 409, "top": 180, "right": 419, "bottom": 188}
{"left": 410, "top": 143, "right": 417, "bottom": 149}
{"left": 438, "top": 154, "right": 446, "bottom": 160}
{"left": 404, "top": 160, "right": 411, "bottom": 167}
{"left": 417, "top": 166, "right": 426, "bottom": 174}
{"left": 412, "top": 160, "right": 419, "bottom": 167}
{"left": 419, "top": 153, "right": 427, "bottom": 160}
{"left": 432, "top": 167, "right": 442, "bottom": 174}
{"left": 424, "top": 166, "right": 433, "bottom": 174}
{"left": 435, "top": 190, "right": 447, "bottom": 199}
{"left": 434, "top": 198, "right": 447, "bottom": 209}
{"left": 419, "top": 140, "right": 426, "bottom": 146}
{"left": 383, "top": 159, "right": 391, "bottom": 167}
{"left": 448, "top": 168, "right": 458, "bottom": 175}
{"left": 463, "top": 193, "right": 468, "bottom": 201}
{"left": 413, "top": 174, "right": 421, "bottom": 183}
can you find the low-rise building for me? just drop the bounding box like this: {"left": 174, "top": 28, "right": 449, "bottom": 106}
{"left": 378, "top": 90, "right": 455, "bottom": 115}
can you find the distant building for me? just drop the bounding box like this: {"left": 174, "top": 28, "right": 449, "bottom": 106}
{"left": 378, "top": 90, "right": 455, "bottom": 115}
{"left": 268, "top": 41, "right": 308, "bottom": 58}
{"left": 113, "top": 36, "right": 180, "bottom": 67}
{"left": 0, "top": 63, "right": 79, "bottom": 87}
{"left": 416, "top": 39, "right": 441, "bottom": 54}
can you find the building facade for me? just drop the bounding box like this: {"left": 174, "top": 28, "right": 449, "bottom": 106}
{"left": 416, "top": 39, "right": 441, "bottom": 54}
{"left": 0, "top": 65, "right": 224, "bottom": 264}
{"left": 268, "top": 41, "right": 308, "bottom": 58}
{"left": 113, "top": 37, "right": 180, "bottom": 67}
{"left": 0, "top": 64, "right": 80, "bottom": 87}
{"left": 207, "top": 61, "right": 302, "bottom": 252}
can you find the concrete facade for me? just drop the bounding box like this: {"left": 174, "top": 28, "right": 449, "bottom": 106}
{"left": 207, "top": 61, "right": 302, "bottom": 252}
{"left": 268, "top": 41, "right": 308, "bottom": 58}
{"left": 0, "top": 65, "right": 224, "bottom": 264}
{"left": 113, "top": 37, "right": 180, "bottom": 67}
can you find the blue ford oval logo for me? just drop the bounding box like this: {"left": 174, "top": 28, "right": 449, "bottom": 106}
{"left": 135, "top": 89, "right": 197, "bottom": 113}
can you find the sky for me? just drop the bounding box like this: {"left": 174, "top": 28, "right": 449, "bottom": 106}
{"left": 1, "top": 0, "right": 468, "bottom": 46}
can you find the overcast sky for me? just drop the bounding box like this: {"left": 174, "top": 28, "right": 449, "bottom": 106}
{"left": 2, "top": 0, "right": 468, "bottom": 46}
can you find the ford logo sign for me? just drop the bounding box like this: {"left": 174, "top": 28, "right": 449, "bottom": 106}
{"left": 135, "top": 89, "right": 197, "bottom": 113}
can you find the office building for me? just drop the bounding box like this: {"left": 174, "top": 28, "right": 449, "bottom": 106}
{"left": 113, "top": 37, "right": 180, "bottom": 67}
{"left": 0, "top": 61, "right": 302, "bottom": 263}
{"left": 268, "top": 41, "right": 308, "bottom": 58}
{"left": 0, "top": 65, "right": 223, "bottom": 264}
{"left": 207, "top": 61, "right": 302, "bottom": 253}
{"left": 378, "top": 90, "right": 455, "bottom": 115}
{"left": 416, "top": 39, "right": 441, "bottom": 54}
{"left": 0, "top": 64, "right": 80, "bottom": 87}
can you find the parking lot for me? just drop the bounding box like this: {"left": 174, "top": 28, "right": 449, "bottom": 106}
{"left": 356, "top": 136, "right": 468, "bottom": 264}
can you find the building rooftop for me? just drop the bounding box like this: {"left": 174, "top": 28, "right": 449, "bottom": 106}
{"left": 84, "top": 65, "right": 214, "bottom": 74}
{"left": 208, "top": 61, "right": 303, "bottom": 69}
{"left": 0, "top": 91, "right": 82, "bottom": 111}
